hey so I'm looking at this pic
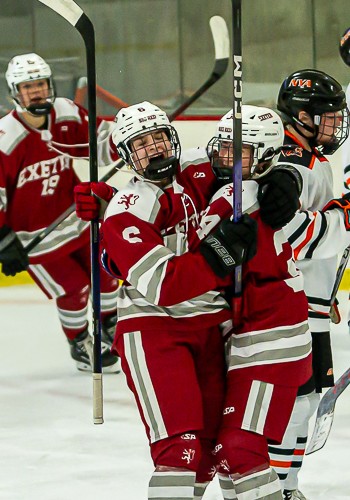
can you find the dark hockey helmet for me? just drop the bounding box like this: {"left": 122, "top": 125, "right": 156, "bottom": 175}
{"left": 277, "top": 69, "right": 349, "bottom": 154}
{"left": 340, "top": 28, "right": 350, "bottom": 67}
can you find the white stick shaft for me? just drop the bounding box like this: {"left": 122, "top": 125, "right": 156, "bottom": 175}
{"left": 37, "top": 0, "right": 83, "bottom": 26}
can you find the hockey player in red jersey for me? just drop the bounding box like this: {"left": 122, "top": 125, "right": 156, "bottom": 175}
{"left": 186, "top": 106, "right": 311, "bottom": 500}
{"left": 98, "top": 101, "right": 252, "bottom": 500}
{"left": 268, "top": 69, "right": 350, "bottom": 500}
{"left": 0, "top": 53, "right": 119, "bottom": 372}
{"left": 74, "top": 101, "right": 305, "bottom": 500}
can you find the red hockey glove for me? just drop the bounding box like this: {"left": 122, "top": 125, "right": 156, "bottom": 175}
{"left": 323, "top": 193, "right": 350, "bottom": 229}
{"left": 74, "top": 182, "right": 116, "bottom": 221}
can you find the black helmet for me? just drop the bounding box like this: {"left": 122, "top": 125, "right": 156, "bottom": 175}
{"left": 277, "top": 69, "right": 346, "bottom": 122}
{"left": 340, "top": 28, "right": 350, "bottom": 67}
{"left": 277, "top": 69, "right": 349, "bottom": 154}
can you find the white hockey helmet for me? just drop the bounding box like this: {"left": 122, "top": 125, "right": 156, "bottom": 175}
{"left": 112, "top": 101, "right": 181, "bottom": 181}
{"left": 5, "top": 53, "right": 55, "bottom": 115}
{"left": 207, "top": 104, "right": 284, "bottom": 182}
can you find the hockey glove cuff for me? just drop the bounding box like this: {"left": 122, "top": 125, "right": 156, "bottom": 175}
{"left": 74, "top": 182, "right": 116, "bottom": 221}
{"left": 200, "top": 215, "right": 257, "bottom": 278}
{"left": 323, "top": 193, "right": 350, "bottom": 230}
{"left": 257, "top": 165, "right": 302, "bottom": 229}
{"left": 0, "top": 225, "right": 29, "bottom": 276}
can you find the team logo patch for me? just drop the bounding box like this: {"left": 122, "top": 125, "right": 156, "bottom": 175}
{"left": 182, "top": 449, "right": 195, "bottom": 464}
{"left": 224, "top": 185, "right": 234, "bottom": 197}
{"left": 118, "top": 193, "right": 139, "bottom": 209}
{"left": 258, "top": 112, "right": 273, "bottom": 121}
{"left": 280, "top": 146, "right": 303, "bottom": 158}
{"left": 289, "top": 78, "right": 312, "bottom": 88}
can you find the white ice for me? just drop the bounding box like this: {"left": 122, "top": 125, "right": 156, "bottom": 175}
{"left": 1, "top": 284, "right": 350, "bottom": 500}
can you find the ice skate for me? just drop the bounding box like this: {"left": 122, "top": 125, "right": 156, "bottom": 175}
{"left": 283, "top": 489, "right": 307, "bottom": 500}
{"left": 68, "top": 328, "right": 120, "bottom": 373}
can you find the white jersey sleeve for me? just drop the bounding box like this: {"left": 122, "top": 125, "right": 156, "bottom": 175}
{"left": 342, "top": 83, "right": 350, "bottom": 194}
{"left": 284, "top": 208, "right": 350, "bottom": 260}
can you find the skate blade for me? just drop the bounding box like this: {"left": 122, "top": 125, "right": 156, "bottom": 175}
{"left": 76, "top": 360, "right": 121, "bottom": 374}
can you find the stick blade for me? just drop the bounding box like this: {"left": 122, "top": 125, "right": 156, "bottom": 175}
{"left": 37, "top": 0, "right": 83, "bottom": 27}
{"left": 209, "top": 16, "right": 230, "bottom": 62}
{"left": 305, "top": 410, "right": 334, "bottom": 455}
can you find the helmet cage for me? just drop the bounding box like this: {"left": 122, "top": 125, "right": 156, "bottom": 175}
{"left": 206, "top": 136, "right": 233, "bottom": 184}
{"left": 207, "top": 137, "right": 278, "bottom": 182}
{"left": 117, "top": 124, "right": 181, "bottom": 181}
{"left": 10, "top": 78, "right": 56, "bottom": 116}
{"left": 315, "top": 107, "right": 350, "bottom": 155}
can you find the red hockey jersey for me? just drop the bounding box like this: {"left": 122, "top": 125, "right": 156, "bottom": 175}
{"left": 190, "top": 180, "right": 312, "bottom": 387}
{"left": 0, "top": 98, "right": 115, "bottom": 263}
{"left": 101, "top": 148, "right": 231, "bottom": 335}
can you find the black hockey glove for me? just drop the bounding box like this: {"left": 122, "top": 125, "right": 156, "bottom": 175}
{"left": 323, "top": 192, "right": 350, "bottom": 229}
{"left": 200, "top": 214, "right": 257, "bottom": 278}
{"left": 257, "top": 165, "right": 302, "bottom": 230}
{"left": 0, "top": 225, "right": 29, "bottom": 276}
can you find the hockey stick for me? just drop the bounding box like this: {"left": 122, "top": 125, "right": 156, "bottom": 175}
{"left": 74, "top": 15, "right": 229, "bottom": 119}
{"left": 305, "top": 366, "right": 350, "bottom": 455}
{"left": 231, "top": 0, "right": 243, "bottom": 325}
{"left": 168, "top": 15, "right": 229, "bottom": 121}
{"left": 329, "top": 245, "right": 350, "bottom": 323}
{"left": 331, "top": 245, "right": 350, "bottom": 307}
{"left": 37, "top": 0, "right": 103, "bottom": 424}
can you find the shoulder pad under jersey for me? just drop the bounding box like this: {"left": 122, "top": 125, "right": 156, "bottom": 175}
{"left": 104, "top": 178, "right": 163, "bottom": 224}
{"left": 179, "top": 147, "right": 209, "bottom": 172}
{"left": 53, "top": 97, "right": 83, "bottom": 125}
{"left": 0, "top": 113, "right": 29, "bottom": 154}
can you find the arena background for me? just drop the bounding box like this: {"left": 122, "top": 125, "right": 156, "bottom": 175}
{"left": 1, "top": 0, "right": 350, "bottom": 291}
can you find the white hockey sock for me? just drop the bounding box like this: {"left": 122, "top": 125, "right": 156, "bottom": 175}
{"left": 234, "top": 467, "right": 283, "bottom": 499}
{"left": 148, "top": 470, "right": 195, "bottom": 499}
{"left": 193, "top": 481, "right": 209, "bottom": 499}
{"left": 283, "top": 436, "right": 307, "bottom": 491}
{"left": 218, "top": 473, "right": 237, "bottom": 499}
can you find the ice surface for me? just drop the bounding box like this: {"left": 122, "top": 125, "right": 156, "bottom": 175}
{"left": 1, "top": 285, "right": 350, "bottom": 499}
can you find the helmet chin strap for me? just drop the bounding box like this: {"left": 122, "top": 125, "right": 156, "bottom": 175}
{"left": 26, "top": 102, "right": 53, "bottom": 117}
{"left": 293, "top": 114, "right": 320, "bottom": 145}
{"left": 143, "top": 156, "right": 178, "bottom": 181}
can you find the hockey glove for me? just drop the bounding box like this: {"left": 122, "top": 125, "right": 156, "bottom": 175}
{"left": 74, "top": 182, "right": 116, "bottom": 221}
{"left": 0, "top": 225, "right": 29, "bottom": 276}
{"left": 323, "top": 193, "right": 350, "bottom": 229}
{"left": 200, "top": 214, "right": 257, "bottom": 278}
{"left": 257, "top": 165, "right": 302, "bottom": 229}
